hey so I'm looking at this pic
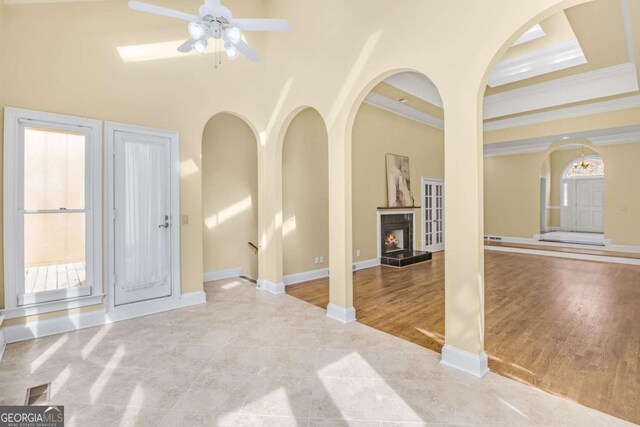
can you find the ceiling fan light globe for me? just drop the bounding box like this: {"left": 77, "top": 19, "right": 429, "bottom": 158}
{"left": 193, "top": 39, "right": 207, "bottom": 55}
{"left": 188, "top": 21, "right": 205, "bottom": 40}
{"left": 224, "top": 42, "right": 239, "bottom": 60}
{"left": 225, "top": 26, "right": 242, "bottom": 44}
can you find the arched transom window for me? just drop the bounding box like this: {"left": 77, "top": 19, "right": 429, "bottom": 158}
{"left": 563, "top": 156, "right": 605, "bottom": 179}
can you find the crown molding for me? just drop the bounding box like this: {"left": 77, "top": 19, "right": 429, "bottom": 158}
{"left": 484, "top": 94, "right": 640, "bottom": 131}
{"left": 364, "top": 92, "right": 444, "bottom": 130}
{"left": 384, "top": 72, "right": 443, "bottom": 108}
{"left": 590, "top": 130, "right": 640, "bottom": 146}
{"left": 484, "top": 62, "right": 639, "bottom": 119}
{"left": 484, "top": 140, "right": 553, "bottom": 157}
{"left": 488, "top": 39, "right": 586, "bottom": 88}
{"left": 512, "top": 24, "right": 546, "bottom": 47}
{"left": 484, "top": 124, "right": 640, "bottom": 157}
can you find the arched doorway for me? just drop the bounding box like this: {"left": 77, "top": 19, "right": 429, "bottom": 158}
{"left": 202, "top": 113, "right": 259, "bottom": 282}
{"left": 287, "top": 70, "right": 447, "bottom": 350}
{"left": 281, "top": 108, "right": 330, "bottom": 285}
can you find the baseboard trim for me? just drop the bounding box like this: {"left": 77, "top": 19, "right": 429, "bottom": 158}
{"left": 1, "top": 290, "right": 207, "bottom": 345}
{"left": 257, "top": 279, "right": 285, "bottom": 295}
{"left": 441, "top": 344, "right": 489, "bottom": 378}
{"left": 203, "top": 267, "right": 243, "bottom": 283}
{"left": 326, "top": 303, "right": 357, "bottom": 323}
{"left": 486, "top": 245, "right": 640, "bottom": 265}
{"left": 353, "top": 258, "right": 380, "bottom": 271}
{"left": 284, "top": 268, "right": 329, "bottom": 286}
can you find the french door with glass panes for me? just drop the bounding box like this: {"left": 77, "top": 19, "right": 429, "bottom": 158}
{"left": 5, "top": 114, "right": 100, "bottom": 308}
{"left": 422, "top": 177, "right": 444, "bottom": 252}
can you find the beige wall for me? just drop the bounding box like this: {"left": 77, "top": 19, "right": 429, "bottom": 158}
{"left": 282, "top": 108, "right": 329, "bottom": 276}
{"left": 484, "top": 152, "right": 546, "bottom": 238}
{"left": 600, "top": 142, "right": 640, "bottom": 245}
{"left": 352, "top": 103, "right": 444, "bottom": 261}
{"left": 202, "top": 113, "right": 258, "bottom": 279}
{"left": 484, "top": 141, "right": 640, "bottom": 245}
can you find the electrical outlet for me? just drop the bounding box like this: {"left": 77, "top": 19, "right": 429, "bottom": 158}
{"left": 356, "top": 249, "right": 361, "bottom": 257}
{"left": 181, "top": 215, "right": 189, "bottom": 225}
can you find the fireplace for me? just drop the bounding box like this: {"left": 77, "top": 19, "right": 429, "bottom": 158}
{"left": 380, "top": 213, "right": 413, "bottom": 256}
{"left": 378, "top": 210, "right": 432, "bottom": 267}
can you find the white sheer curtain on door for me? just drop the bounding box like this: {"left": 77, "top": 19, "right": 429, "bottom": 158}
{"left": 123, "top": 140, "right": 170, "bottom": 291}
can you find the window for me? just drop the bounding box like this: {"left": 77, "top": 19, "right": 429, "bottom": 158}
{"left": 3, "top": 108, "right": 102, "bottom": 316}
{"left": 564, "top": 157, "right": 605, "bottom": 178}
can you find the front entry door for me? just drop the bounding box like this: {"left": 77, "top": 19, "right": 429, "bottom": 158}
{"left": 114, "top": 130, "right": 172, "bottom": 306}
{"left": 422, "top": 178, "right": 444, "bottom": 252}
{"left": 575, "top": 179, "right": 604, "bottom": 233}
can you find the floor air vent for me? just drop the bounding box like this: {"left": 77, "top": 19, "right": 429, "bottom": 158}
{"left": 24, "top": 383, "right": 51, "bottom": 406}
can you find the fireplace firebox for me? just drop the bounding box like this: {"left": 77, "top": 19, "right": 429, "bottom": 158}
{"left": 380, "top": 214, "right": 413, "bottom": 256}
{"left": 378, "top": 211, "right": 432, "bottom": 267}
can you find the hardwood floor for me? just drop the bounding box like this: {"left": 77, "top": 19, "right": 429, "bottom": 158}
{"left": 287, "top": 251, "right": 640, "bottom": 424}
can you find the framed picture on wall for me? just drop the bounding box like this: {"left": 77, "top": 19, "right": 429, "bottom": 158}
{"left": 386, "top": 153, "right": 414, "bottom": 207}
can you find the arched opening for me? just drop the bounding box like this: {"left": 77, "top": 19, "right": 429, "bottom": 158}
{"left": 349, "top": 71, "right": 445, "bottom": 350}
{"left": 482, "top": 0, "right": 640, "bottom": 422}
{"left": 279, "top": 107, "right": 330, "bottom": 287}
{"left": 202, "top": 113, "right": 259, "bottom": 283}
{"left": 540, "top": 144, "right": 605, "bottom": 243}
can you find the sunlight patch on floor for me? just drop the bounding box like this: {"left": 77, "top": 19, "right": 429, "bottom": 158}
{"left": 30, "top": 335, "right": 68, "bottom": 374}
{"left": 89, "top": 346, "right": 125, "bottom": 404}
{"left": 221, "top": 280, "right": 244, "bottom": 290}
{"left": 498, "top": 397, "right": 529, "bottom": 419}
{"left": 80, "top": 325, "right": 112, "bottom": 359}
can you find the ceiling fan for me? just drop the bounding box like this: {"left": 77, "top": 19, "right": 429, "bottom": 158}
{"left": 129, "top": 0, "right": 289, "bottom": 62}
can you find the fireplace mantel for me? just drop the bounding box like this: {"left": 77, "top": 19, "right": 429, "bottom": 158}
{"left": 377, "top": 206, "right": 421, "bottom": 210}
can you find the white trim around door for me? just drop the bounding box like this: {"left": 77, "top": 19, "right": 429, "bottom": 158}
{"left": 105, "top": 122, "right": 181, "bottom": 314}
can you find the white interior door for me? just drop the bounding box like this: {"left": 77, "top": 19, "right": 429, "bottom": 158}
{"left": 575, "top": 179, "right": 604, "bottom": 233}
{"left": 114, "top": 130, "right": 172, "bottom": 306}
{"left": 422, "top": 178, "right": 444, "bottom": 252}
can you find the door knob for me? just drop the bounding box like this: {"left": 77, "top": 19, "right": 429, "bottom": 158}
{"left": 159, "top": 222, "right": 169, "bottom": 228}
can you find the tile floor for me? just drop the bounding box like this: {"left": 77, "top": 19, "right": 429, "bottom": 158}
{"left": 0, "top": 278, "right": 634, "bottom": 426}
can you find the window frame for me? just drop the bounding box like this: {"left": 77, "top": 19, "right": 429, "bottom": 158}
{"left": 561, "top": 155, "right": 605, "bottom": 180}
{"left": 3, "top": 107, "right": 103, "bottom": 318}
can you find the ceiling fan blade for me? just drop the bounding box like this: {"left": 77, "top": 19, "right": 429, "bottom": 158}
{"left": 177, "top": 39, "right": 194, "bottom": 53}
{"left": 234, "top": 40, "right": 261, "bottom": 62}
{"left": 228, "top": 18, "right": 289, "bottom": 32}
{"left": 129, "top": 1, "right": 199, "bottom": 22}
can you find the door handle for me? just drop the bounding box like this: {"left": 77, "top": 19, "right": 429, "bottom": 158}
{"left": 159, "top": 215, "right": 170, "bottom": 228}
